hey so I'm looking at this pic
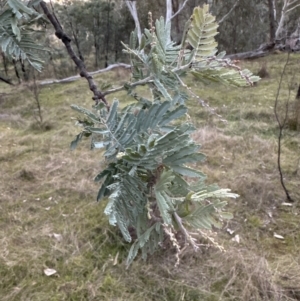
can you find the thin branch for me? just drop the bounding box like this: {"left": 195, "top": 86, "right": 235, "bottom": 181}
{"left": 218, "top": 0, "right": 240, "bottom": 24}
{"left": 173, "top": 212, "right": 199, "bottom": 251}
{"left": 287, "top": 0, "right": 300, "bottom": 7}
{"left": 39, "top": 1, "right": 109, "bottom": 109}
{"left": 103, "top": 76, "right": 154, "bottom": 96}
{"left": 63, "top": 3, "right": 84, "bottom": 61}
{"left": 171, "top": 0, "right": 190, "bottom": 20}
{"left": 286, "top": 3, "right": 300, "bottom": 13}
{"left": 274, "top": 52, "right": 294, "bottom": 202}
{"left": 0, "top": 75, "right": 13, "bottom": 85}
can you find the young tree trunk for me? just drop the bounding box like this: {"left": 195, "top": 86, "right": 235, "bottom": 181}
{"left": 105, "top": 0, "right": 111, "bottom": 68}
{"left": 73, "top": 28, "right": 85, "bottom": 62}
{"left": 70, "top": 24, "right": 84, "bottom": 62}
{"left": 93, "top": 17, "right": 100, "bottom": 68}
{"left": 294, "top": 84, "right": 300, "bottom": 131}
{"left": 268, "top": 0, "right": 276, "bottom": 43}
{"left": 64, "top": 5, "right": 85, "bottom": 62}
{"left": 49, "top": 53, "right": 58, "bottom": 79}
{"left": 94, "top": 40, "right": 99, "bottom": 68}
{"left": 172, "top": 0, "right": 180, "bottom": 39}
{"left": 114, "top": 27, "right": 119, "bottom": 62}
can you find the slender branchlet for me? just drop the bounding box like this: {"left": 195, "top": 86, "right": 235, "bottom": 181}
{"left": 274, "top": 52, "right": 294, "bottom": 202}
{"left": 40, "top": 1, "right": 109, "bottom": 109}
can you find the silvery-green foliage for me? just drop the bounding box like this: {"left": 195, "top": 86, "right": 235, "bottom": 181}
{"left": 71, "top": 5, "right": 256, "bottom": 267}
{"left": 0, "top": 0, "right": 45, "bottom": 71}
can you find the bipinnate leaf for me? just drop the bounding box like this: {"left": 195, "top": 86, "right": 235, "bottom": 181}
{"left": 181, "top": 187, "right": 238, "bottom": 230}
{"left": 7, "top": 0, "right": 35, "bottom": 18}
{"left": 187, "top": 5, "right": 218, "bottom": 60}
{"left": 0, "top": 1, "right": 46, "bottom": 70}
{"left": 172, "top": 165, "right": 206, "bottom": 178}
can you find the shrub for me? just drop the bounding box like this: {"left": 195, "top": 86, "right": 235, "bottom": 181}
{"left": 70, "top": 5, "right": 259, "bottom": 266}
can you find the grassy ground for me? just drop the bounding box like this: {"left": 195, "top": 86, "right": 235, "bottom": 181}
{"left": 0, "top": 53, "right": 300, "bottom": 300}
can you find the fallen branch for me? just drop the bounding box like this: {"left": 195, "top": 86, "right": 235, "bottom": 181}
{"left": 225, "top": 42, "right": 277, "bottom": 60}
{"left": 224, "top": 36, "right": 300, "bottom": 60}
{"left": 40, "top": 63, "right": 131, "bottom": 86}
{"left": 225, "top": 50, "right": 269, "bottom": 60}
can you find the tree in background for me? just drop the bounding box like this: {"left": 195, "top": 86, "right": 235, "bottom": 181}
{"left": 54, "top": 0, "right": 132, "bottom": 68}
{"left": 3, "top": 0, "right": 300, "bottom": 83}
{"left": 215, "top": 0, "right": 269, "bottom": 53}
{"left": 61, "top": 0, "right": 87, "bottom": 62}
{"left": 274, "top": 0, "right": 300, "bottom": 42}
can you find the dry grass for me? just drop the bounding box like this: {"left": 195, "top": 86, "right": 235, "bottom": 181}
{"left": 0, "top": 54, "right": 300, "bottom": 300}
{"left": 193, "top": 126, "right": 282, "bottom": 203}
